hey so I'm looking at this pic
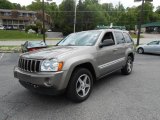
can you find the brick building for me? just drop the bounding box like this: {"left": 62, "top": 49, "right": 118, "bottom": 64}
{"left": 0, "top": 9, "right": 52, "bottom": 29}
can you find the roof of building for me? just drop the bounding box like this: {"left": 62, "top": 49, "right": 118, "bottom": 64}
{"left": 142, "top": 22, "right": 160, "bottom": 27}
{"left": 0, "top": 9, "right": 36, "bottom": 14}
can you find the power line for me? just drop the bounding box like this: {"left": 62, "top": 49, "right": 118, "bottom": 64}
{"left": 46, "top": 10, "right": 154, "bottom": 13}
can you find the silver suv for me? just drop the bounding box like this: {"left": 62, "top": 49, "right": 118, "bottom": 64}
{"left": 14, "top": 29, "right": 135, "bottom": 102}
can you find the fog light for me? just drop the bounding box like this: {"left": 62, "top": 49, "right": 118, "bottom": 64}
{"left": 44, "top": 78, "right": 52, "bottom": 87}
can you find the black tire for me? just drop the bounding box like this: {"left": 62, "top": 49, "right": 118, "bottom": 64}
{"left": 66, "top": 68, "right": 93, "bottom": 103}
{"left": 137, "top": 48, "right": 144, "bottom": 54}
{"left": 121, "top": 56, "right": 133, "bottom": 75}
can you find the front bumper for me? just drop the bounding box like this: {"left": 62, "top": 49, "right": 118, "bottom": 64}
{"left": 14, "top": 66, "right": 66, "bottom": 95}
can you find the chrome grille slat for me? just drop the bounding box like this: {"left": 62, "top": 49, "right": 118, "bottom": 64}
{"left": 27, "top": 60, "right": 29, "bottom": 71}
{"left": 34, "top": 60, "right": 37, "bottom": 72}
{"left": 20, "top": 59, "right": 22, "bottom": 68}
{"left": 22, "top": 59, "right": 24, "bottom": 70}
{"left": 18, "top": 58, "right": 41, "bottom": 72}
{"left": 30, "top": 60, "right": 32, "bottom": 72}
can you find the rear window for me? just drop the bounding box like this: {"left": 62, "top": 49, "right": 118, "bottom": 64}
{"left": 123, "top": 32, "right": 132, "bottom": 43}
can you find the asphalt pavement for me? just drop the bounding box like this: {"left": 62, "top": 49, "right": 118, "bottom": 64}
{"left": 0, "top": 53, "right": 160, "bottom": 120}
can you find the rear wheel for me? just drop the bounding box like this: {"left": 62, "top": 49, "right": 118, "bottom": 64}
{"left": 121, "top": 56, "right": 133, "bottom": 75}
{"left": 137, "top": 48, "right": 144, "bottom": 54}
{"left": 66, "top": 68, "right": 93, "bottom": 103}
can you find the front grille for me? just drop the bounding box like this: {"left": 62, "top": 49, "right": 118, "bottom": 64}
{"left": 18, "top": 58, "right": 41, "bottom": 72}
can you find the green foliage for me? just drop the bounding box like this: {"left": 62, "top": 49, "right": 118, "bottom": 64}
{"left": 25, "top": 25, "right": 38, "bottom": 33}
{"left": 27, "top": 0, "right": 42, "bottom": 11}
{"left": 156, "top": 6, "right": 160, "bottom": 13}
{"left": 0, "top": 0, "right": 13, "bottom": 9}
{"left": 0, "top": 0, "right": 25, "bottom": 10}
{"left": 58, "top": 0, "right": 75, "bottom": 35}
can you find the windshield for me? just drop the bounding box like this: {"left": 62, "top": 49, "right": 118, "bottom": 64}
{"left": 57, "top": 31, "right": 101, "bottom": 46}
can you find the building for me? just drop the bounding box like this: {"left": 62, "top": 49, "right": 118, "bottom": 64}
{"left": 142, "top": 22, "right": 160, "bottom": 33}
{"left": 0, "top": 9, "right": 52, "bottom": 29}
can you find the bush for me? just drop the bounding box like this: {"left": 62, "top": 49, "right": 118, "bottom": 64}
{"left": 62, "top": 26, "right": 73, "bottom": 36}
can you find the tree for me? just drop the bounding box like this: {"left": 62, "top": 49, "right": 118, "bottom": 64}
{"left": 59, "top": 0, "right": 75, "bottom": 35}
{"left": 27, "top": 0, "right": 42, "bottom": 11}
{"left": 12, "top": 3, "right": 23, "bottom": 10}
{"left": 76, "top": 0, "right": 85, "bottom": 31}
{"left": 155, "top": 6, "right": 160, "bottom": 14}
{"left": 136, "top": 2, "right": 154, "bottom": 23}
{"left": 0, "top": 0, "right": 13, "bottom": 9}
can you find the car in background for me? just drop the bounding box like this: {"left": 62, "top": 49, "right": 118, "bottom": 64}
{"left": 21, "top": 41, "right": 47, "bottom": 53}
{"left": 5, "top": 26, "right": 13, "bottom": 30}
{"left": 0, "top": 26, "right": 5, "bottom": 30}
{"left": 28, "top": 29, "right": 36, "bottom": 34}
{"left": 136, "top": 41, "right": 160, "bottom": 54}
{"left": 47, "top": 29, "right": 52, "bottom": 32}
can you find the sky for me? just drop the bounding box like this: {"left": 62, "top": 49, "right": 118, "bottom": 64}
{"left": 8, "top": 0, "right": 160, "bottom": 9}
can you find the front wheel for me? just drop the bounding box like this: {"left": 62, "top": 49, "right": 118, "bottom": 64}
{"left": 66, "top": 68, "right": 93, "bottom": 103}
{"left": 121, "top": 56, "right": 133, "bottom": 75}
{"left": 137, "top": 48, "right": 144, "bottom": 54}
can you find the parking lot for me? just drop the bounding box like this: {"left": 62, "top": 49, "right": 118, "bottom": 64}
{"left": 0, "top": 53, "right": 160, "bottom": 120}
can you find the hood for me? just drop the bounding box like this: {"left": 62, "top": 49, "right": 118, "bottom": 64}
{"left": 22, "top": 46, "right": 79, "bottom": 59}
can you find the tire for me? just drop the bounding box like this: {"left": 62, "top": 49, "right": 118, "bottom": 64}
{"left": 66, "top": 68, "right": 93, "bottom": 103}
{"left": 137, "top": 48, "right": 144, "bottom": 54}
{"left": 121, "top": 56, "right": 133, "bottom": 75}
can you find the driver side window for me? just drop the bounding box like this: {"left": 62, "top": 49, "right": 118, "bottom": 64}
{"left": 101, "top": 32, "right": 115, "bottom": 46}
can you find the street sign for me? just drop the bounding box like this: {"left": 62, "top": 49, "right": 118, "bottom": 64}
{"left": 134, "top": 0, "right": 153, "bottom": 2}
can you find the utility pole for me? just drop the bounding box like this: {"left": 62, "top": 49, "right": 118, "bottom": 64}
{"left": 137, "top": 0, "right": 145, "bottom": 46}
{"left": 42, "top": 0, "right": 45, "bottom": 43}
{"left": 73, "top": 0, "right": 77, "bottom": 33}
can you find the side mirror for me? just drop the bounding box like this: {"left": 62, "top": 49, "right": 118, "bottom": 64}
{"left": 99, "top": 39, "right": 115, "bottom": 48}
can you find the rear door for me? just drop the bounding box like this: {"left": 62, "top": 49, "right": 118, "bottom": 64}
{"left": 153, "top": 41, "right": 160, "bottom": 54}
{"left": 113, "top": 31, "right": 127, "bottom": 67}
{"left": 145, "top": 41, "right": 160, "bottom": 53}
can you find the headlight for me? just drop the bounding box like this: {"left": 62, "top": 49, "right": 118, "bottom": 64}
{"left": 41, "top": 59, "right": 63, "bottom": 72}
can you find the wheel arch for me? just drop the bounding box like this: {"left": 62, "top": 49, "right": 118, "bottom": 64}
{"left": 65, "top": 62, "right": 97, "bottom": 89}
{"left": 128, "top": 52, "right": 134, "bottom": 61}
{"left": 72, "top": 62, "right": 97, "bottom": 81}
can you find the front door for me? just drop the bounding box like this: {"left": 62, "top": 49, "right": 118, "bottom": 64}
{"left": 97, "top": 32, "right": 120, "bottom": 76}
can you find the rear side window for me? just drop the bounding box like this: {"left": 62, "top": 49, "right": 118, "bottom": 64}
{"left": 148, "top": 41, "right": 159, "bottom": 45}
{"left": 123, "top": 32, "right": 132, "bottom": 43}
{"left": 114, "top": 32, "right": 125, "bottom": 44}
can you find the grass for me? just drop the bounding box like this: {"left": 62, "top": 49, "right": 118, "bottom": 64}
{"left": 0, "top": 45, "right": 21, "bottom": 52}
{"left": 130, "top": 33, "right": 144, "bottom": 38}
{"left": 0, "top": 30, "right": 43, "bottom": 40}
